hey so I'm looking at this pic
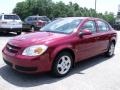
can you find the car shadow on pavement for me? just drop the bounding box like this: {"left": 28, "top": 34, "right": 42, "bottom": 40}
{"left": 0, "top": 54, "right": 112, "bottom": 87}
{"left": 0, "top": 32, "right": 17, "bottom": 37}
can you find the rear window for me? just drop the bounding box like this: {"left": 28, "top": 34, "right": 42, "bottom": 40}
{"left": 27, "top": 17, "right": 38, "bottom": 21}
{"left": 38, "top": 17, "right": 49, "bottom": 21}
{"left": 4, "top": 15, "right": 20, "bottom": 20}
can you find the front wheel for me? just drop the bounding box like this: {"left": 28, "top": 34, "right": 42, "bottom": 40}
{"left": 106, "top": 42, "right": 115, "bottom": 57}
{"left": 52, "top": 52, "right": 73, "bottom": 77}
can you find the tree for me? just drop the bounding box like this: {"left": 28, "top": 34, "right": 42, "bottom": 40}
{"left": 13, "top": 0, "right": 115, "bottom": 25}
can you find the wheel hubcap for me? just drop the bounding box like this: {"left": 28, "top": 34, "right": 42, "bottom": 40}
{"left": 57, "top": 56, "right": 71, "bottom": 75}
{"left": 109, "top": 43, "right": 115, "bottom": 56}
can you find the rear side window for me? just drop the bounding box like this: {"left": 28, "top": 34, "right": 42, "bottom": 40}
{"left": 32, "top": 17, "right": 38, "bottom": 21}
{"left": 27, "top": 17, "right": 32, "bottom": 21}
{"left": 81, "top": 21, "right": 96, "bottom": 32}
{"left": 4, "top": 15, "right": 20, "bottom": 20}
{"left": 97, "top": 20, "right": 110, "bottom": 32}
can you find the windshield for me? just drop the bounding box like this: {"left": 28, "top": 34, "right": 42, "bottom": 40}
{"left": 40, "top": 18, "right": 82, "bottom": 34}
{"left": 4, "top": 15, "right": 20, "bottom": 20}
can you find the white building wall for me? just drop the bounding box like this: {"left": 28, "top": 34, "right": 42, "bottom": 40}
{"left": 118, "top": 4, "right": 120, "bottom": 12}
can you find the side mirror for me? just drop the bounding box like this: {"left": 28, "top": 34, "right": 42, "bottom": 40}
{"left": 79, "top": 29, "right": 92, "bottom": 37}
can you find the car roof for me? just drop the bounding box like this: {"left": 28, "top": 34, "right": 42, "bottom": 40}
{"left": 28, "top": 16, "right": 47, "bottom": 18}
{"left": 0, "top": 13, "right": 18, "bottom": 16}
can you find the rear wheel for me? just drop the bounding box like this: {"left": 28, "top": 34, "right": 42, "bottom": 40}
{"left": 106, "top": 42, "right": 115, "bottom": 57}
{"left": 52, "top": 52, "right": 73, "bottom": 77}
{"left": 31, "top": 26, "right": 35, "bottom": 32}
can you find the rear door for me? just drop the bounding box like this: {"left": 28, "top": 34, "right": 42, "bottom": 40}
{"left": 95, "top": 20, "right": 111, "bottom": 53}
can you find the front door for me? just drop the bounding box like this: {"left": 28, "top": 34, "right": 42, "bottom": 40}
{"left": 76, "top": 20, "right": 100, "bottom": 61}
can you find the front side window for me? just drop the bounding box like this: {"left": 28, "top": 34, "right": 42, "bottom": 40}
{"left": 41, "top": 18, "right": 82, "bottom": 34}
{"left": 97, "top": 20, "right": 109, "bottom": 32}
{"left": 81, "top": 21, "right": 96, "bottom": 32}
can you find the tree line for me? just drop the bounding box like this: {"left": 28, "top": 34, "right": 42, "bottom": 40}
{"left": 13, "top": 0, "right": 115, "bottom": 25}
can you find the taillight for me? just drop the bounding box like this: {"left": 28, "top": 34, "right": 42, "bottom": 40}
{"left": 36, "top": 22, "right": 42, "bottom": 26}
{"left": 36, "top": 21, "right": 45, "bottom": 26}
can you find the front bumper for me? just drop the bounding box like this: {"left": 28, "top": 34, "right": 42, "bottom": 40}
{"left": 2, "top": 49, "right": 52, "bottom": 73}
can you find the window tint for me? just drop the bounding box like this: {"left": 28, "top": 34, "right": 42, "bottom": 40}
{"left": 4, "top": 15, "right": 20, "bottom": 20}
{"left": 82, "top": 21, "right": 96, "bottom": 32}
{"left": 97, "top": 20, "right": 109, "bottom": 32}
{"left": 27, "top": 17, "right": 32, "bottom": 21}
{"left": 33, "top": 17, "right": 38, "bottom": 21}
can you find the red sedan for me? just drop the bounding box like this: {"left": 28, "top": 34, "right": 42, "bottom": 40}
{"left": 2, "top": 17, "right": 117, "bottom": 77}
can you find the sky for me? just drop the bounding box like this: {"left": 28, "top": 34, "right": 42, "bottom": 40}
{"left": 0, "top": 0, "right": 119, "bottom": 15}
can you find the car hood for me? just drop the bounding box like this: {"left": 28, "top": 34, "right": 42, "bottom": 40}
{"left": 8, "top": 32, "right": 68, "bottom": 47}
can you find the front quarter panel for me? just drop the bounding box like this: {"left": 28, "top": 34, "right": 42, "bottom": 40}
{"left": 50, "top": 44, "right": 75, "bottom": 62}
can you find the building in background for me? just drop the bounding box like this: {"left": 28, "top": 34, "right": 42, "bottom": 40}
{"left": 114, "top": 4, "right": 120, "bottom": 30}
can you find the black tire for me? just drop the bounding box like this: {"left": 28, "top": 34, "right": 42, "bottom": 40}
{"left": 31, "top": 26, "right": 35, "bottom": 32}
{"left": 17, "top": 32, "right": 21, "bottom": 35}
{"left": 106, "top": 42, "right": 115, "bottom": 57}
{"left": 52, "top": 52, "right": 73, "bottom": 77}
{"left": 3, "top": 32, "right": 9, "bottom": 35}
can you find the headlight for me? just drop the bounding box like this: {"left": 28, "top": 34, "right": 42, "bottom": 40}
{"left": 22, "top": 45, "right": 48, "bottom": 56}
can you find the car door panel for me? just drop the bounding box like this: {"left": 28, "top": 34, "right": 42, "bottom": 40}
{"left": 96, "top": 20, "right": 111, "bottom": 53}
{"left": 76, "top": 33, "right": 102, "bottom": 61}
{"left": 95, "top": 32, "right": 109, "bottom": 53}
{"left": 75, "top": 20, "right": 100, "bottom": 62}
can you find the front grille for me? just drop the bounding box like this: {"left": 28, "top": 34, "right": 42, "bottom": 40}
{"left": 4, "top": 59, "right": 13, "bottom": 67}
{"left": 15, "top": 65, "right": 37, "bottom": 72}
{"left": 6, "top": 44, "right": 21, "bottom": 53}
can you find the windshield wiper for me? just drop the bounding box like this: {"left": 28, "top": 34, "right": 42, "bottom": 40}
{"left": 40, "top": 30, "right": 57, "bottom": 33}
{"left": 40, "top": 30, "right": 68, "bottom": 34}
